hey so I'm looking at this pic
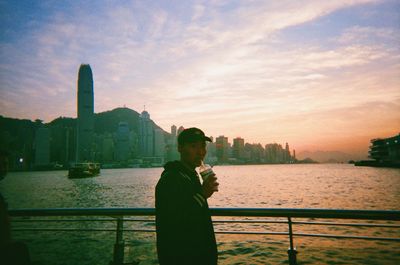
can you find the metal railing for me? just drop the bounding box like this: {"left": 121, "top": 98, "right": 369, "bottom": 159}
{"left": 9, "top": 208, "right": 400, "bottom": 265}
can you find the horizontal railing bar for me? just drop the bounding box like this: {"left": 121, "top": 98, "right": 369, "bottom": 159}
{"left": 216, "top": 231, "right": 288, "bottom": 235}
{"left": 213, "top": 220, "right": 287, "bottom": 224}
{"left": 12, "top": 228, "right": 287, "bottom": 235}
{"left": 210, "top": 208, "right": 400, "bottom": 220}
{"left": 214, "top": 220, "right": 400, "bottom": 228}
{"left": 9, "top": 208, "right": 155, "bottom": 217}
{"left": 12, "top": 228, "right": 400, "bottom": 242}
{"left": 11, "top": 218, "right": 400, "bottom": 228}
{"left": 292, "top": 221, "right": 400, "bottom": 228}
{"left": 8, "top": 208, "right": 400, "bottom": 220}
{"left": 293, "top": 233, "right": 400, "bottom": 242}
{"left": 12, "top": 218, "right": 156, "bottom": 223}
{"left": 12, "top": 219, "right": 116, "bottom": 222}
{"left": 12, "top": 228, "right": 117, "bottom": 232}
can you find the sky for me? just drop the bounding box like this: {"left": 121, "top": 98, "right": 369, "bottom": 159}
{"left": 0, "top": 0, "right": 399, "bottom": 157}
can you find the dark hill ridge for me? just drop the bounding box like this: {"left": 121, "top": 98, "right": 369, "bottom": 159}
{"left": 94, "top": 107, "right": 168, "bottom": 135}
{"left": 297, "top": 150, "right": 360, "bottom": 163}
{"left": 0, "top": 108, "right": 170, "bottom": 165}
{"left": 1, "top": 107, "right": 169, "bottom": 136}
{"left": 95, "top": 107, "right": 141, "bottom": 134}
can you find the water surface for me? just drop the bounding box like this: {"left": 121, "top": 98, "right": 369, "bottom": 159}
{"left": 1, "top": 164, "right": 399, "bottom": 264}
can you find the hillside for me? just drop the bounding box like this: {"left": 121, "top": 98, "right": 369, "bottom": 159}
{"left": 297, "top": 150, "right": 360, "bottom": 163}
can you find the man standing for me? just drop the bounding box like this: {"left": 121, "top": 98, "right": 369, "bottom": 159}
{"left": 0, "top": 150, "right": 31, "bottom": 265}
{"left": 155, "top": 128, "right": 219, "bottom": 265}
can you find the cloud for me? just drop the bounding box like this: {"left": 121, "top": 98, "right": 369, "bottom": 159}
{"left": 338, "top": 25, "right": 400, "bottom": 45}
{"left": 0, "top": 0, "right": 398, "bottom": 155}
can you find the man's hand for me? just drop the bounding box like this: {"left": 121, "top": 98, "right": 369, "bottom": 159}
{"left": 202, "top": 173, "right": 219, "bottom": 198}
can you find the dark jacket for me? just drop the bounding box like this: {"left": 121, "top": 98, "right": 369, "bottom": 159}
{"left": 155, "top": 161, "right": 218, "bottom": 265}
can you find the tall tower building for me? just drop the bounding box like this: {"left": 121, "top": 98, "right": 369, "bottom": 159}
{"left": 171, "top": 125, "right": 177, "bottom": 145}
{"left": 154, "top": 128, "right": 165, "bottom": 158}
{"left": 139, "top": 110, "right": 154, "bottom": 157}
{"left": 285, "top": 142, "right": 291, "bottom": 162}
{"left": 233, "top": 137, "right": 245, "bottom": 160}
{"left": 76, "top": 64, "right": 94, "bottom": 162}
{"left": 216, "top": 135, "right": 229, "bottom": 163}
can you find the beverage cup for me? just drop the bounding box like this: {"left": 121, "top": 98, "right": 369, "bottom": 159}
{"left": 200, "top": 167, "right": 214, "bottom": 182}
{"left": 199, "top": 164, "right": 218, "bottom": 191}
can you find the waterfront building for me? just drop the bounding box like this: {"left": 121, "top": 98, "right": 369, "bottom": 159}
{"left": 49, "top": 121, "right": 76, "bottom": 166}
{"left": 265, "top": 143, "right": 285, "bottom": 163}
{"left": 171, "top": 125, "right": 177, "bottom": 143}
{"left": 244, "top": 143, "right": 265, "bottom": 164}
{"left": 64, "top": 127, "right": 75, "bottom": 164}
{"left": 34, "top": 127, "right": 50, "bottom": 166}
{"left": 233, "top": 137, "right": 245, "bottom": 160}
{"left": 177, "top": 126, "right": 185, "bottom": 136}
{"left": 205, "top": 139, "right": 217, "bottom": 164}
{"left": 285, "top": 142, "right": 291, "bottom": 163}
{"left": 169, "top": 125, "right": 179, "bottom": 160}
{"left": 129, "top": 130, "right": 139, "bottom": 158}
{"left": 76, "top": 64, "right": 94, "bottom": 162}
{"left": 101, "top": 133, "right": 114, "bottom": 162}
{"left": 216, "top": 135, "right": 229, "bottom": 163}
{"left": 139, "top": 110, "right": 154, "bottom": 157}
{"left": 115, "top": 122, "right": 130, "bottom": 161}
{"left": 254, "top": 143, "right": 265, "bottom": 163}
{"left": 154, "top": 128, "right": 165, "bottom": 158}
{"left": 369, "top": 134, "right": 400, "bottom": 163}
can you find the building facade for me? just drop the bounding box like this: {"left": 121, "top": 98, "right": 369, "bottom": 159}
{"left": 34, "top": 127, "right": 50, "bottom": 166}
{"left": 369, "top": 134, "right": 400, "bottom": 163}
{"left": 76, "top": 64, "right": 94, "bottom": 162}
{"left": 216, "top": 135, "right": 229, "bottom": 163}
{"left": 139, "top": 111, "right": 154, "bottom": 157}
{"left": 233, "top": 137, "right": 245, "bottom": 161}
{"left": 115, "top": 122, "right": 130, "bottom": 161}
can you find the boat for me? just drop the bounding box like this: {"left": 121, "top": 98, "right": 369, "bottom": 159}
{"left": 68, "top": 162, "right": 100, "bottom": 178}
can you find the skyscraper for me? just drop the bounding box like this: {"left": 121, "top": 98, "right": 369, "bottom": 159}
{"left": 154, "top": 128, "right": 165, "bottom": 158}
{"left": 216, "top": 135, "right": 229, "bottom": 163}
{"left": 285, "top": 142, "right": 291, "bottom": 163}
{"left": 233, "top": 137, "right": 245, "bottom": 160}
{"left": 139, "top": 110, "right": 154, "bottom": 157}
{"left": 115, "top": 122, "right": 130, "bottom": 161}
{"left": 171, "top": 125, "right": 177, "bottom": 145}
{"left": 76, "top": 64, "right": 94, "bottom": 162}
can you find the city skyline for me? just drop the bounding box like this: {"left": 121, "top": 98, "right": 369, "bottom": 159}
{"left": 1, "top": 1, "right": 399, "bottom": 157}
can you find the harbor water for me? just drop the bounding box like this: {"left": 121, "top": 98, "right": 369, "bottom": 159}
{"left": 1, "top": 164, "right": 399, "bottom": 264}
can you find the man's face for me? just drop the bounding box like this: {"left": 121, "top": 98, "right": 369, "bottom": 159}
{"left": 178, "top": 141, "right": 207, "bottom": 168}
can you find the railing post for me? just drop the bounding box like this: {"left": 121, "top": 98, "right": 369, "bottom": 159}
{"left": 112, "top": 217, "right": 125, "bottom": 265}
{"left": 287, "top": 217, "right": 298, "bottom": 265}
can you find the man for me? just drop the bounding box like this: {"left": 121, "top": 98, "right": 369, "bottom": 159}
{"left": 155, "top": 128, "right": 219, "bottom": 265}
{"left": 0, "top": 150, "right": 31, "bottom": 265}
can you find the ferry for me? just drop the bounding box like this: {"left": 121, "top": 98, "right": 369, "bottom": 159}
{"left": 68, "top": 162, "right": 100, "bottom": 178}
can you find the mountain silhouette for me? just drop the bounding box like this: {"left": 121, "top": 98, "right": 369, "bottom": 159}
{"left": 0, "top": 107, "right": 170, "bottom": 169}
{"left": 297, "top": 150, "right": 357, "bottom": 163}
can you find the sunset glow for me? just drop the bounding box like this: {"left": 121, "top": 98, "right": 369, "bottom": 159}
{"left": 0, "top": 0, "right": 399, "bottom": 158}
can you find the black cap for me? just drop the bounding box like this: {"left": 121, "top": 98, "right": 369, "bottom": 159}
{"left": 178, "top": 127, "right": 212, "bottom": 145}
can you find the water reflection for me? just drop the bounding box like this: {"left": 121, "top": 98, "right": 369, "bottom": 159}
{"left": 1, "top": 164, "right": 399, "bottom": 210}
{"left": 1, "top": 164, "right": 399, "bottom": 264}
